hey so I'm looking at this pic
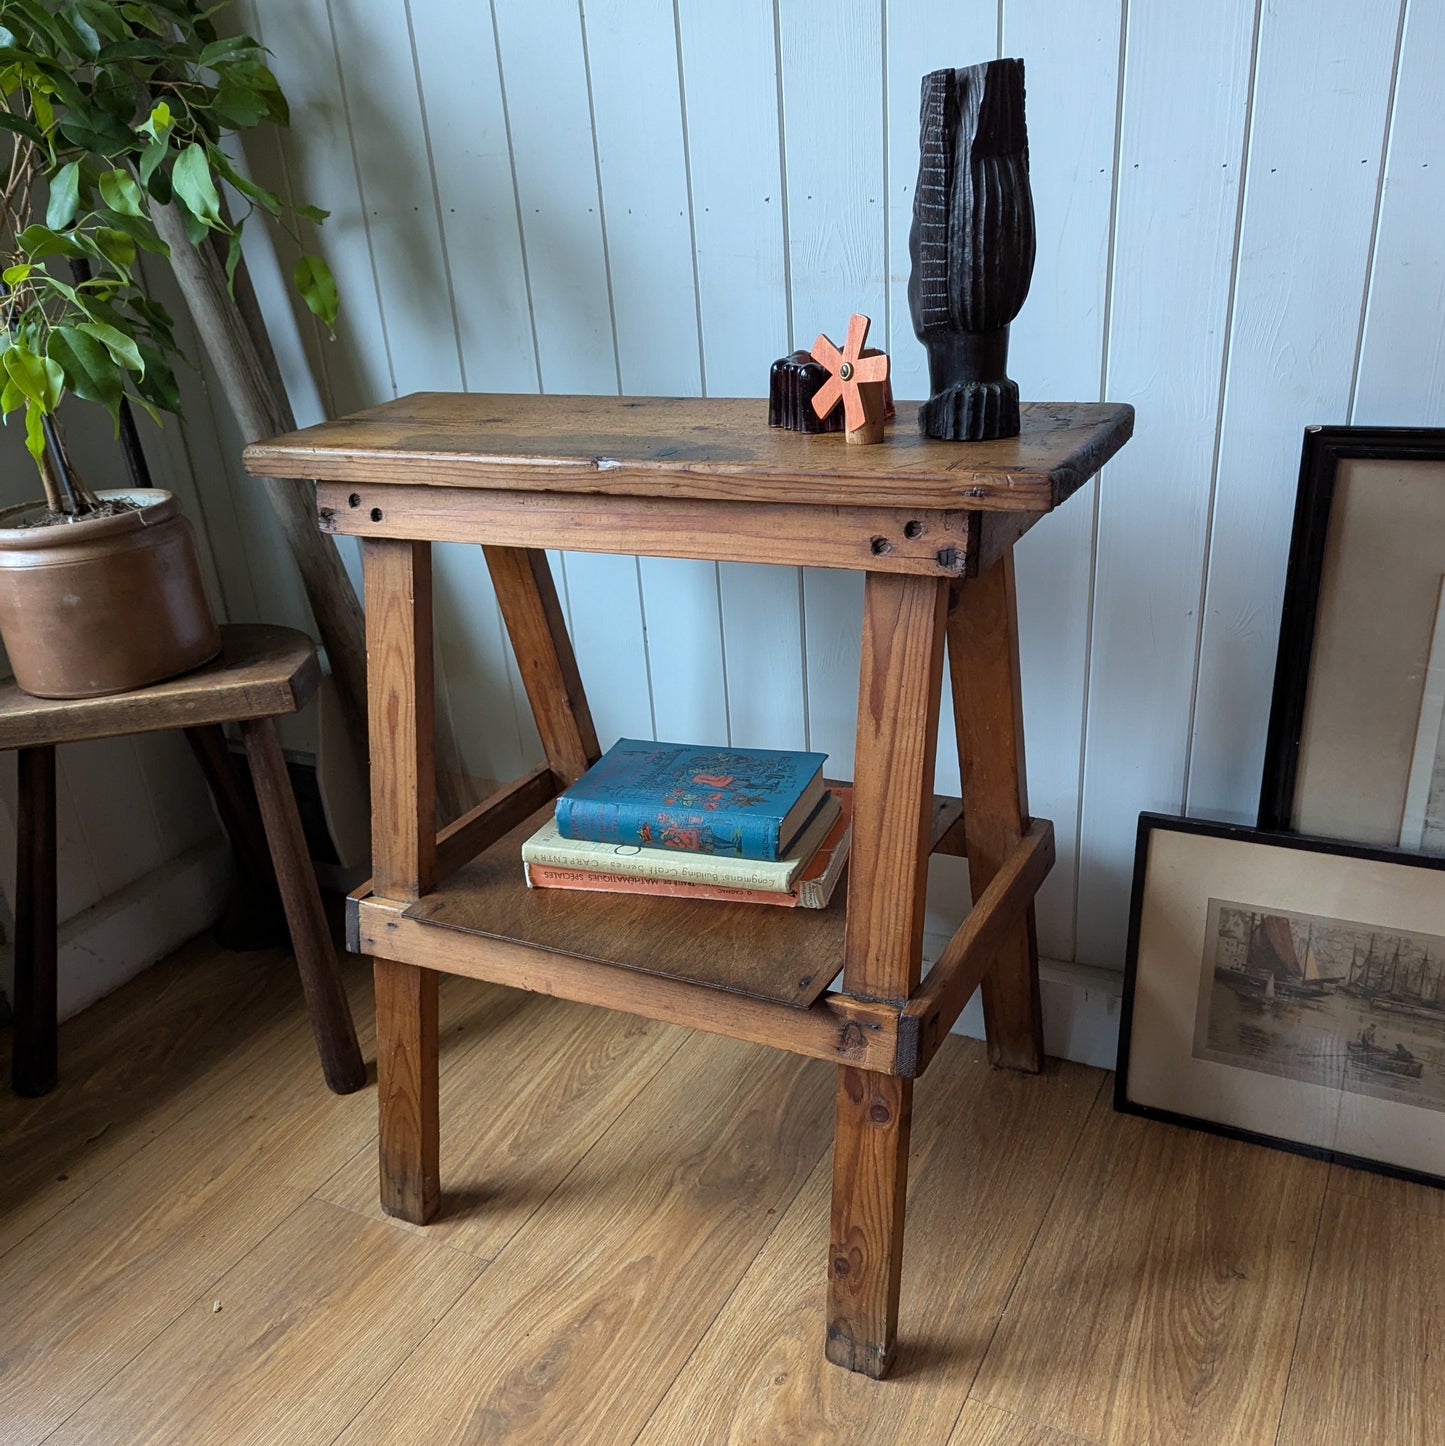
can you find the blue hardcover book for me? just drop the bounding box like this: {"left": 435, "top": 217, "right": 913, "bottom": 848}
{"left": 554, "top": 738, "right": 828, "bottom": 860}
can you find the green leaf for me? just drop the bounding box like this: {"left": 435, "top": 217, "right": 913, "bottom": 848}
{"left": 18, "top": 224, "right": 82, "bottom": 259}
{"left": 57, "top": 4, "right": 102, "bottom": 57}
{"left": 4, "top": 345, "right": 65, "bottom": 410}
{"left": 3, "top": 263, "right": 32, "bottom": 284}
{"left": 223, "top": 229, "right": 243, "bottom": 291}
{"left": 210, "top": 149, "right": 279, "bottom": 214}
{"left": 211, "top": 86, "right": 268, "bottom": 129}
{"left": 47, "top": 325, "right": 122, "bottom": 414}
{"left": 30, "top": 88, "right": 52, "bottom": 130}
{"left": 296, "top": 203, "right": 329, "bottom": 225}
{"left": 292, "top": 252, "right": 338, "bottom": 327}
{"left": 90, "top": 226, "right": 137, "bottom": 270}
{"left": 198, "top": 35, "right": 260, "bottom": 67}
{"left": 171, "top": 143, "right": 223, "bottom": 229}
{"left": 0, "top": 110, "right": 45, "bottom": 145}
{"left": 0, "top": 376, "right": 22, "bottom": 414}
{"left": 76, "top": 320, "right": 144, "bottom": 375}
{"left": 98, "top": 168, "right": 145, "bottom": 217}
{"left": 139, "top": 99, "right": 172, "bottom": 139}
{"left": 98, "top": 209, "right": 167, "bottom": 255}
{"left": 57, "top": 107, "right": 132, "bottom": 156}
{"left": 45, "top": 159, "right": 80, "bottom": 228}
{"left": 134, "top": 343, "right": 179, "bottom": 413}
{"left": 73, "top": 0, "right": 128, "bottom": 43}
{"left": 25, "top": 400, "right": 46, "bottom": 462}
{"left": 171, "top": 193, "right": 210, "bottom": 247}
{"left": 138, "top": 131, "right": 167, "bottom": 193}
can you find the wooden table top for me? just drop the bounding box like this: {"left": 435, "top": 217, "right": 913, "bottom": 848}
{"left": 245, "top": 394, "right": 1134, "bottom": 513}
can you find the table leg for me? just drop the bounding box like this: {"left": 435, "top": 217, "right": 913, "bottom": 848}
{"left": 827, "top": 572, "right": 947, "bottom": 1377}
{"left": 11, "top": 745, "right": 57, "bottom": 1097}
{"left": 948, "top": 552, "right": 1044, "bottom": 1072}
{"left": 364, "top": 538, "right": 440, "bottom": 1219}
{"left": 375, "top": 956, "right": 439, "bottom": 1222}
{"left": 483, "top": 546, "right": 600, "bottom": 784}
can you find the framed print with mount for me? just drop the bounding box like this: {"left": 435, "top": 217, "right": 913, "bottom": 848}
{"left": 1116, "top": 814, "right": 1445, "bottom": 1188}
{"left": 1259, "top": 426, "right": 1445, "bottom": 851}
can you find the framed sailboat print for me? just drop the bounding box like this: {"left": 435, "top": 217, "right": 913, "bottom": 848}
{"left": 1116, "top": 813, "right": 1445, "bottom": 1187}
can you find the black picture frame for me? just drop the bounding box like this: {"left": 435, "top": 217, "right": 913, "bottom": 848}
{"left": 1115, "top": 812, "right": 1445, "bottom": 1189}
{"left": 1259, "top": 424, "right": 1445, "bottom": 842}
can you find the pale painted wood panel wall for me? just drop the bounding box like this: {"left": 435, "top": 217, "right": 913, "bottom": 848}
{"left": 201, "top": 0, "right": 1442, "bottom": 972}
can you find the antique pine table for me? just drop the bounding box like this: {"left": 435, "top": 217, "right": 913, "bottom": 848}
{"left": 246, "top": 393, "right": 1132, "bottom": 1378}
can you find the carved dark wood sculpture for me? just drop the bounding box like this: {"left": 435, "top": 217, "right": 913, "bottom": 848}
{"left": 908, "top": 59, "right": 1036, "bottom": 441}
{"left": 811, "top": 315, "right": 890, "bottom": 446}
{"left": 769, "top": 351, "right": 845, "bottom": 434}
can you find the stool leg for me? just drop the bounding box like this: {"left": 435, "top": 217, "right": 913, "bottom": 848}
{"left": 12, "top": 746, "right": 58, "bottom": 1097}
{"left": 185, "top": 724, "right": 288, "bottom": 950}
{"left": 948, "top": 554, "right": 1044, "bottom": 1072}
{"left": 828, "top": 573, "right": 947, "bottom": 1378}
{"left": 237, "top": 716, "right": 365, "bottom": 1094}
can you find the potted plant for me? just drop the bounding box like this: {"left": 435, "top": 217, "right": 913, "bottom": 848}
{"left": 0, "top": 0, "right": 338, "bottom": 697}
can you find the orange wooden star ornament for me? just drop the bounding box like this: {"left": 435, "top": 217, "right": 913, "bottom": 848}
{"left": 811, "top": 313, "right": 890, "bottom": 444}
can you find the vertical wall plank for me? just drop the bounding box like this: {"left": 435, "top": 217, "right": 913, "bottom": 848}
{"left": 1350, "top": 0, "right": 1445, "bottom": 428}
{"left": 677, "top": 0, "right": 793, "bottom": 752}
{"left": 779, "top": 5, "right": 885, "bottom": 767}
{"left": 997, "top": 0, "right": 1121, "bottom": 960}
{"left": 581, "top": 0, "right": 708, "bottom": 748}
{"left": 1186, "top": 0, "right": 1405, "bottom": 822}
{"left": 1072, "top": 0, "right": 1258, "bottom": 968}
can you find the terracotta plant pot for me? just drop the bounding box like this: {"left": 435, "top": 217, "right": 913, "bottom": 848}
{"left": 0, "top": 488, "right": 221, "bottom": 699}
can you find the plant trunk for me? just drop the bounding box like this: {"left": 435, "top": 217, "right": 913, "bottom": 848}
{"left": 151, "top": 199, "right": 369, "bottom": 765}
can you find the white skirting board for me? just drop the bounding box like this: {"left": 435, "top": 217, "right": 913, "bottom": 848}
{"left": 0, "top": 834, "right": 231, "bottom": 1025}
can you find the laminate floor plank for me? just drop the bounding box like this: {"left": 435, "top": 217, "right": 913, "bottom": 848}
{"left": 970, "top": 1093, "right": 1329, "bottom": 1444}
{"left": 638, "top": 1042, "right": 1104, "bottom": 1446}
{"left": 317, "top": 992, "right": 687, "bottom": 1259}
{"left": 0, "top": 965, "right": 383, "bottom": 1441}
{"left": 947, "top": 1400, "right": 1099, "bottom": 1446}
{"left": 1325, "top": 1159, "right": 1445, "bottom": 1219}
{"left": 0, "top": 936, "right": 326, "bottom": 1258}
{"left": 1275, "top": 1190, "right": 1445, "bottom": 1445}
{"left": 333, "top": 1032, "right": 834, "bottom": 1446}
{"left": 44, "top": 1198, "right": 485, "bottom": 1446}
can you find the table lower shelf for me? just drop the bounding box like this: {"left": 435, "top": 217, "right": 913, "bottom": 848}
{"left": 405, "top": 807, "right": 846, "bottom": 1008}
{"left": 347, "top": 793, "right": 990, "bottom": 1078}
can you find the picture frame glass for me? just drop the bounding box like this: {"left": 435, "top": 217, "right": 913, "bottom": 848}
{"left": 1279, "top": 450, "right": 1445, "bottom": 848}
{"left": 1121, "top": 821, "right": 1445, "bottom": 1184}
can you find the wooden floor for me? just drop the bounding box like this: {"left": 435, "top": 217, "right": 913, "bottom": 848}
{"left": 2, "top": 930, "right": 1441, "bottom": 1445}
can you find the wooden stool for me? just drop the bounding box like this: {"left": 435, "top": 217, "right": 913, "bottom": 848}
{"left": 2, "top": 623, "right": 365, "bottom": 1098}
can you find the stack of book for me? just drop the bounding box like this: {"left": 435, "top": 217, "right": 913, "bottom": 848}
{"left": 521, "top": 738, "right": 852, "bottom": 909}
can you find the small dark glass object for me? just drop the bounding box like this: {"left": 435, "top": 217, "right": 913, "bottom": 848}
{"left": 768, "top": 351, "right": 845, "bottom": 433}
{"left": 908, "top": 58, "right": 1036, "bottom": 441}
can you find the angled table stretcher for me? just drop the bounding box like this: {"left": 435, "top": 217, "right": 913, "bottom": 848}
{"left": 246, "top": 393, "right": 1132, "bottom": 1378}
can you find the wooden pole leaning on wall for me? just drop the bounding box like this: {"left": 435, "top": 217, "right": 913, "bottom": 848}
{"left": 151, "top": 201, "right": 370, "bottom": 770}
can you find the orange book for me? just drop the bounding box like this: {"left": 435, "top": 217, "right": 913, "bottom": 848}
{"left": 525, "top": 789, "right": 852, "bottom": 908}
